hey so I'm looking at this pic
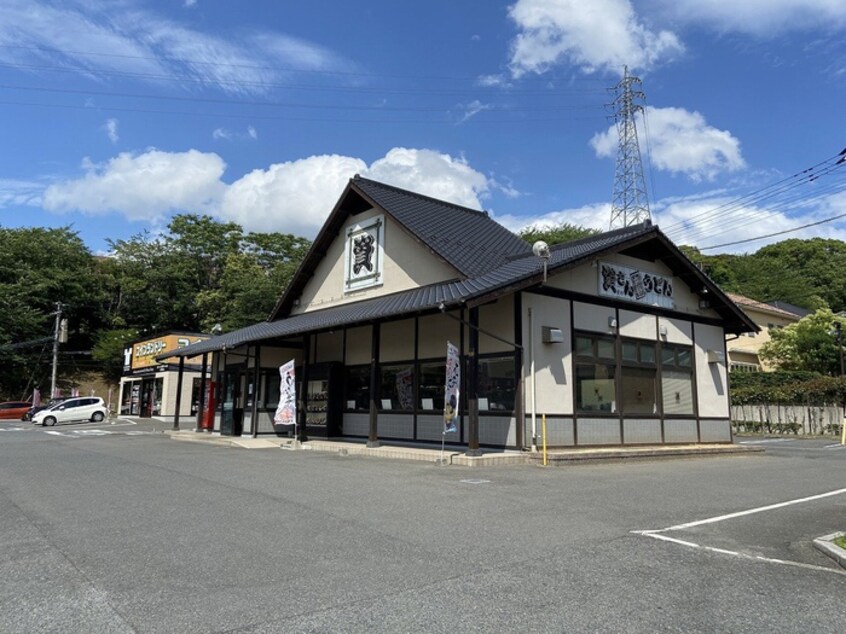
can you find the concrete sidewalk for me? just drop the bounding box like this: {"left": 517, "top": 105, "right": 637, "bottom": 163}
{"left": 166, "top": 429, "right": 762, "bottom": 467}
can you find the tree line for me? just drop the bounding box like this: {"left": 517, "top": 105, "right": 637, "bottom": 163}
{"left": 2, "top": 218, "right": 845, "bottom": 399}
{"left": 0, "top": 215, "right": 310, "bottom": 397}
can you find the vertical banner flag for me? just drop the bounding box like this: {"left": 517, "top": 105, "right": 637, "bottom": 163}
{"left": 444, "top": 341, "right": 460, "bottom": 434}
{"left": 274, "top": 360, "right": 297, "bottom": 425}
{"left": 32, "top": 388, "right": 41, "bottom": 408}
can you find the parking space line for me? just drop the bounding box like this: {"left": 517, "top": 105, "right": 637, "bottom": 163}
{"left": 634, "top": 531, "right": 846, "bottom": 577}
{"left": 663, "top": 488, "right": 846, "bottom": 531}
{"left": 632, "top": 488, "right": 846, "bottom": 576}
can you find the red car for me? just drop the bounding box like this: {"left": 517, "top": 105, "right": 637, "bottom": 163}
{"left": 0, "top": 401, "right": 32, "bottom": 420}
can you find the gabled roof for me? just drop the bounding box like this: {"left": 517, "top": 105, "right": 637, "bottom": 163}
{"left": 269, "top": 176, "right": 531, "bottom": 320}
{"left": 164, "top": 219, "right": 757, "bottom": 360}
{"left": 726, "top": 293, "right": 805, "bottom": 321}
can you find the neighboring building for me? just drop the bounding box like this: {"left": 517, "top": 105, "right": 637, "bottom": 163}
{"left": 119, "top": 332, "right": 210, "bottom": 419}
{"left": 725, "top": 293, "right": 803, "bottom": 372}
{"left": 162, "top": 176, "right": 755, "bottom": 451}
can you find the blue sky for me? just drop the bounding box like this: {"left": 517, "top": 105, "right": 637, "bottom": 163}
{"left": 1, "top": 0, "right": 845, "bottom": 255}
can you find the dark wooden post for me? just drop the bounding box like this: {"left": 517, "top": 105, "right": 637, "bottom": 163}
{"left": 172, "top": 356, "right": 185, "bottom": 431}
{"left": 298, "top": 334, "right": 310, "bottom": 442}
{"left": 466, "top": 307, "right": 481, "bottom": 456}
{"left": 252, "top": 345, "right": 261, "bottom": 438}
{"left": 196, "top": 353, "right": 208, "bottom": 431}
{"left": 368, "top": 322, "right": 381, "bottom": 448}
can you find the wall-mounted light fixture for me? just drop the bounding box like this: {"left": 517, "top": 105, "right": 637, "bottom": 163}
{"left": 608, "top": 316, "right": 618, "bottom": 329}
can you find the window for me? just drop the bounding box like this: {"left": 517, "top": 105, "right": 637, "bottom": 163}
{"left": 575, "top": 335, "right": 617, "bottom": 413}
{"left": 477, "top": 355, "right": 515, "bottom": 412}
{"left": 345, "top": 365, "right": 371, "bottom": 411}
{"left": 661, "top": 345, "right": 694, "bottom": 415}
{"left": 418, "top": 361, "right": 445, "bottom": 411}
{"left": 620, "top": 340, "right": 657, "bottom": 415}
{"left": 380, "top": 364, "right": 414, "bottom": 411}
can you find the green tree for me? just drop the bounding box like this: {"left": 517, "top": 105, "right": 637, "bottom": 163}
{"left": 518, "top": 222, "right": 599, "bottom": 246}
{"left": 0, "top": 226, "right": 105, "bottom": 397}
{"left": 759, "top": 308, "right": 846, "bottom": 374}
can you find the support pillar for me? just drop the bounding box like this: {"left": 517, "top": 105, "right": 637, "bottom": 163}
{"left": 368, "top": 322, "right": 381, "bottom": 448}
{"left": 196, "top": 353, "right": 208, "bottom": 431}
{"left": 298, "top": 334, "right": 310, "bottom": 442}
{"left": 466, "top": 307, "right": 482, "bottom": 456}
{"left": 252, "top": 345, "right": 261, "bottom": 438}
{"left": 172, "top": 356, "right": 185, "bottom": 431}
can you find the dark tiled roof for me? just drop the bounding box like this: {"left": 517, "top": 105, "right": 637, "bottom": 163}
{"left": 352, "top": 176, "right": 532, "bottom": 277}
{"left": 269, "top": 176, "right": 532, "bottom": 320}
{"left": 168, "top": 221, "right": 748, "bottom": 359}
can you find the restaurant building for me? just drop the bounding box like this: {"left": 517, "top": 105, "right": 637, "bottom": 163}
{"left": 119, "top": 332, "right": 209, "bottom": 419}
{"left": 161, "top": 176, "right": 756, "bottom": 452}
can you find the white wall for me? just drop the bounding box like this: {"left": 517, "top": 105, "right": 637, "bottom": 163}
{"left": 522, "top": 293, "right": 573, "bottom": 415}
{"left": 293, "top": 209, "right": 457, "bottom": 314}
{"left": 694, "top": 322, "right": 729, "bottom": 417}
{"left": 547, "top": 255, "right": 720, "bottom": 319}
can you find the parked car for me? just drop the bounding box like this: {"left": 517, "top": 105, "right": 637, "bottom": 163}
{"left": 32, "top": 397, "right": 109, "bottom": 426}
{"left": 22, "top": 397, "right": 68, "bottom": 421}
{"left": 0, "top": 401, "right": 32, "bottom": 420}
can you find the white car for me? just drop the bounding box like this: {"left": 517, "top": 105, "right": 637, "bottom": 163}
{"left": 32, "top": 397, "right": 109, "bottom": 426}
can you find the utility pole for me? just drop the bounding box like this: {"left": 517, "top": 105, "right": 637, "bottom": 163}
{"left": 50, "top": 302, "right": 67, "bottom": 399}
{"left": 608, "top": 66, "right": 651, "bottom": 229}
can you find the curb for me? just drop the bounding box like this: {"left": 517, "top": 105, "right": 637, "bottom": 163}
{"left": 813, "top": 532, "right": 846, "bottom": 569}
{"left": 164, "top": 431, "right": 762, "bottom": 467}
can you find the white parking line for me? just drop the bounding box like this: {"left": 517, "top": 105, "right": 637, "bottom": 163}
{"left": 632, "top": 487, "right": 846, "bottom": 577}
{"left": 738, "top": 438, "right": 795, "bottom": 445}
{"left": 823, "top": 443, "right": 846, "bottom": 449}
{"left": 664, "top": 488, "right": 846, "bottom": 531}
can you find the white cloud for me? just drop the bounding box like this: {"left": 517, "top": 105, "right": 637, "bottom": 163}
{"left": 0, "top": 178, "right": 44, "bottom": 209}
{"left": 212, "top": 128, "right": 232, "bottom": 141}
{"left": 0, "top": 1, "right": 357, "bottom": 95}
{"left": 42, "top": 149, "right": 226, "bottom": 221}
{"left": 656, "top": 0, "right": 846, "bottom": 35}
{"left": 212, "top": 127, "right": 258, "bottom": 141}
{"left": 455, "top": 100, "right": 493, "bottom": 125}
{"left": 590, "top": 106, "right": 745, "bottom": 182}
{"left": 496, "top": 202, "right": 611, "bottom": 235}
{"left": 365, "top": 148, "right": 490, "bottom": 209}
{"left": 39, "top": 146, "right": 495, "bottom": 236}
{"left": 184, "top": 0, "right": 197, "bottom": 7}
{"left": 220, "top": 155, "right": 367, "bottom": 236}
{"left": 247, "top": 126, "right": 258, "bottom": 140}
{"left": 507, "top": 0, "right": 683, "bottom": 76}
{"left": 103, "top": 118, "right": 119, "bottom": 144}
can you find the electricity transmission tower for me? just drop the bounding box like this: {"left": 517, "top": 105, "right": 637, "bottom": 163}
{"left": 608, "top": 66, "right": 651, "bottom": 229}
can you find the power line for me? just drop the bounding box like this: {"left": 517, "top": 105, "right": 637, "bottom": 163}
{"left": 662, "top": 149, "right": 846, "bottom": 237}
{"left": 699, "top": 208, "right": 846, "bottom": 251}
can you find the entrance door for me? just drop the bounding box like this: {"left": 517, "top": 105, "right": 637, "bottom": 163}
{"left": 220, "top": 368, "right": 243, "bottom": 436}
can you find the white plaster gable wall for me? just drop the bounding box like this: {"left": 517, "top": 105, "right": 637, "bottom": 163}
{"left": 694, "top": 322, "right": 729, "bottom": 417}
{"left": 546, "top": 253, "right": 719, "bottom": 320}
{"left": 292, "top": 208, "right": 458, "bottom": 314}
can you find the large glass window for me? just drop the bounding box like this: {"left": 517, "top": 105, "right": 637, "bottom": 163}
{"left": 662, "top": 345, "right": 694, "bottom": 415}
{"left": 380, "top": 364, "right": 414, "bottom": 411}
{"left": 345, "top": 365, "right": 370, "bottom": 411}
{"left": 477, "top": 355, "right": 515, "bottom": 412}
{"left": 575, "top": 335, "right": 617, "bottom": 413}
{"left": 418, "top": 361, "right": 445, "bottom": 411}
{"left": 620, "top": 339, "right": 657, "bottom": 415}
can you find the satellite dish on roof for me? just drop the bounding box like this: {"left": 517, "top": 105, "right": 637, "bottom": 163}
{"left": 532, "top": 240, "right": 550, "bottom": 259}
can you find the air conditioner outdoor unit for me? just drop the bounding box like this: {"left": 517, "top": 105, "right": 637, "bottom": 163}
{"left": 542, "top": 326, "right": 564, "bottom": 344}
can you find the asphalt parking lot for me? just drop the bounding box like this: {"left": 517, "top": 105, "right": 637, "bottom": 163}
{"left": 0, "top": 421, "right": 843, "bottom": 633}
